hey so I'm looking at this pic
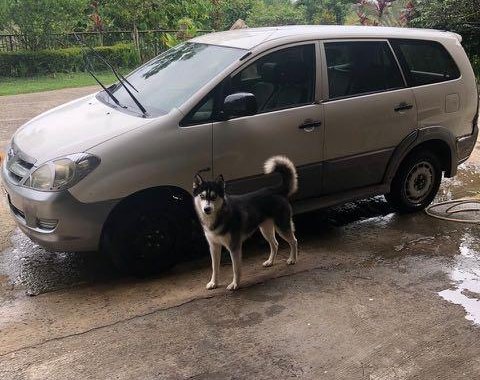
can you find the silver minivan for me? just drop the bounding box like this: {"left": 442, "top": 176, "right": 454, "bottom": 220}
{"left": 2, "top": 26, "right": 478, "bottom": 274}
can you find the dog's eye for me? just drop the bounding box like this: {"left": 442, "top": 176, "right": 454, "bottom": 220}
{"left": 200, "top": 194, "right": 206, "bottom": 199}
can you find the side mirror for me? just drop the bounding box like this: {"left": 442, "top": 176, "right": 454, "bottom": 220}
{"left": 222, "top": 92, "right": 257, "bottom": 120}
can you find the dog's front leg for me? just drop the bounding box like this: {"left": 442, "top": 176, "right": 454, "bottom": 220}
{"left": 206, "top": 242, "right": 221, "bottom": 290}
{"left": 227, "top": 247, "right": 242, "bottom": 291}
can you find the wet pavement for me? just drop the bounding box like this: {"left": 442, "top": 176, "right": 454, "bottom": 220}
{"left": 0, "top": 86, "right": 97, "bottom": 152}
{"left": 4, "top": 165, "right": 478, "bottom": 299}
{"left": 439, "top": 230, "right": 480, "bottom": 324}
{"left": 0, "top": 230, "right": 116, "bottom": 296}
{"left": 1, "top": 88, "right": 480, "bottom": 379}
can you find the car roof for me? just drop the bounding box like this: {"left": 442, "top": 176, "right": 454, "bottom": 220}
{"left": 190, "top": 25, "right": 461, "bottom": 50}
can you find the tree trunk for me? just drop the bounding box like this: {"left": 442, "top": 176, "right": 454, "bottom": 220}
{"left": 133, "top": 22, "right": 141, "bottom": 61}
{"left": 210, "top": 0, "right": 222, "bottom": 31}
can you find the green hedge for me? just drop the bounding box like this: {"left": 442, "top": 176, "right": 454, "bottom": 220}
{"left": 0, "top": 43, "right": 140, "bottom": 77}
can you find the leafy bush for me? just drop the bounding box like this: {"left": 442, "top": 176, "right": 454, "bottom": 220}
{"left": 246, "top": 1, "right": 307, "bottom": 27}
{"left": 0, "top": 43, "right": 140, "bottom": 77}
{"left": 470, "top": 55, "right": 480, "bottom": 81}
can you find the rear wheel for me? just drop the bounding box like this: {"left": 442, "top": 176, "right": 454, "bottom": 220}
{"left": 385, "top": 149, "right": 442, "bottom": 213}
{"left": 101, "top": 195, "right": 193, "bottom": 276}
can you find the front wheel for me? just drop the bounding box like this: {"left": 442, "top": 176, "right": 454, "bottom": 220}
{"left": 101, "top": 198, "right": 192, "bottom": 276}
{"left": 385, "top": 150, "right": 442, "bottom": 213}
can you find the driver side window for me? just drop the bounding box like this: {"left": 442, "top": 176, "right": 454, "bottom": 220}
{"left": 229, "top": 44, "right": 316, "bottom": 114}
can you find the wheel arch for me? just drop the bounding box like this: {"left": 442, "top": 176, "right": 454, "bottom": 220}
{"left": 100, "top": 185, "right": 195, "bottom": 240}
{"left": 384, "top": 127, "right": 457, "bottom": 187}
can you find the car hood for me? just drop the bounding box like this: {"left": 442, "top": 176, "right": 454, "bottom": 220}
{"left": 13, "top": 93, "right": 155, "bottom": 164}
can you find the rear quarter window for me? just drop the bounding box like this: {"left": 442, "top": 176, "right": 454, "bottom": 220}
{"left": 390, "top": 39, "right": 460, "bottom": 86}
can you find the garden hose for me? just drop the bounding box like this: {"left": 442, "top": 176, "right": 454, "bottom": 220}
{"left": 425, "top": 198, "right": 480, "bottom": 223}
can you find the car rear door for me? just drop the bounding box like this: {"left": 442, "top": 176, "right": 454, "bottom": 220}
{"left": 321, "top": 39, "right": 417, "bottom": 194}
{"left": 211, "top": 42, "right": 325, "bottom": 199}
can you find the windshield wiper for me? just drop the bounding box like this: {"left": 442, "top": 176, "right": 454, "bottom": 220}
{"left": 80, "top": 49, "right": 125, "bottom": 109}
{"left": 74, "top": 33, "right": 148, "bottom": 117}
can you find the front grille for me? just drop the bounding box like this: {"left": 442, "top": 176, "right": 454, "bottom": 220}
{"left": 5, "top": 144, "right": 35, "bottom": 184}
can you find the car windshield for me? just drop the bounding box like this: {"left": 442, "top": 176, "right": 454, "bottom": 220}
{"left": 104, "top": 42, "right": 245, "bottom": 117}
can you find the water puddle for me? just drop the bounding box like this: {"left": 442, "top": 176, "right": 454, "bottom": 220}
{"left": 438, "top": 162, "right": 480, "bottom": 202}
{"left": 0, "top": 229, "right": 115, "bottom": 296}
{"left": 438, "top": 230, "right": 480, "bottom": 325}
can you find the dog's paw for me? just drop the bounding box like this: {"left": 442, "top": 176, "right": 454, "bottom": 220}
{"left": 206, "top": 281, "right": 217, "bottom": 290}
{"left": 262, "top": 259, "right": 273, "bottom": 267}
{"left": 286, "top": 258, "right": 296, "bottom": 265}
{"left": 227, "top": 282, "right": 239, "bottom": 291}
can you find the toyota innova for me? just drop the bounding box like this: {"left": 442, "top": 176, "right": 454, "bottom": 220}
{"left": 2, "top": 26, "right": 478, "bottom": 273}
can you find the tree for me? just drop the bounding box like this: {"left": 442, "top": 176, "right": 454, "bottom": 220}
{"left": 99, "top": 0, "right": 213, "bottom": 31}
{"left": 218, "top": 0, "right": 260, "bottom": 29}
{"left": 99, "top": 0, "right": 159, "bottom": 57}
{"left": 246, "top": 0, "right": 307, "bottom": 27}
{"left": 89, "top": 1, "right": 104, "bottom": 32}
{"left": 162, "top": 0, "right": 213, "bottom": 29}
{"left": 0, "top": 0, "right": 8, "bottom": 31}
{"left": 297, "top": 0, "right": 356, "bottom": 25}
{"left": 98, "top": 0, "right": 213, "bottom": 59}
{"left": 353, "top": 0, "right": 415, "bottom": 27}
{"left": 412, "top": 0, "right": 479, "bottom": 30}
{"left": 411, "top": 0, "right": 480, "bottom": 58}
{"left": 100, "top": 0, "right": 163, "bottom": 31}
{"left": 5, "top": 0, "right": 88, "bottom": 50}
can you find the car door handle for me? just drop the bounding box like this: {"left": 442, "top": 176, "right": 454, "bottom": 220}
{"left": 298, "top": 119, "right": 322, "bottom": 130}
{"left": 394, "top": 103, "right": 413, "bottom": 112}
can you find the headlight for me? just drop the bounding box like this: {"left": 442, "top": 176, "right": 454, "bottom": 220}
{"left": 24, "top": 153, "right": 100, "bottom": 191}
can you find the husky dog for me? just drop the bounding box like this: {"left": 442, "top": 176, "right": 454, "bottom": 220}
{"left": 193, "top": 156, "right": 299, "bottom": 291}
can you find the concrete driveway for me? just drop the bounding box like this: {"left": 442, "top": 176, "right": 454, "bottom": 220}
{"left": 0, "top": 86, "right": 98, "bottom": 152}
{"left": 1, "top": 87, "right": 480, "bottom": 379}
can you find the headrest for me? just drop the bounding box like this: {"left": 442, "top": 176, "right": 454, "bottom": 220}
{"left": 260, "top": 62, "right": 279, "bottom": 83}
{"left": 260, "top": 61, "right": 308, "bottom": 84}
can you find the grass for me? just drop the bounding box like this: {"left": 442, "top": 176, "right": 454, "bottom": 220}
{"left": 0, "top": 71, "right": 118, "bottom": 96}
{"left": 2, "top": 69, "right": 478, "bottom": 97}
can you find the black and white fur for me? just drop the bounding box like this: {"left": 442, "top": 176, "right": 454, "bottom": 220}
{"left": 193, "top": 156, "right": 299, "bottom": 291}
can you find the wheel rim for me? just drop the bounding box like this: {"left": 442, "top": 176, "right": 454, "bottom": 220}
{"left": 131, "top": 214, "right": 176, "bottom": 263}
{"left": 404, "top": 161, "right": 435, "bottom": 204}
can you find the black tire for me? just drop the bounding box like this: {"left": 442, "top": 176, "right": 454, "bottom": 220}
{"left": 385, "top": 149, "right": 442, "bottom": 213}
{"left": 101, "top": 195, "right": 192, "bottom": 276}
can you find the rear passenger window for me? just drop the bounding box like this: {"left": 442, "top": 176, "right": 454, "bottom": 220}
{"left": 325, "top": 41, "right": 404, "bottom": 99}
{"left": 390, "top": 39, "right": 460, "bottom": 86}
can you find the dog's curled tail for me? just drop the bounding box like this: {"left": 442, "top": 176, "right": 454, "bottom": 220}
{"left": 264, "top": 156, "right": 298, "bottom": 197}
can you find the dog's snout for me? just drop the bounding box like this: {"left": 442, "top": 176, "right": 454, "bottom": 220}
{"left": 204, "top": 206, "right": 212, "bottom": 214}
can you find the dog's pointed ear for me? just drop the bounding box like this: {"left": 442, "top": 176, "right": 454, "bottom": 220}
{"left": 193, "top": 167, "right": 211, "bottom": 192}
{"left": 193, "top": 173, "right": 203, "bottom": 191}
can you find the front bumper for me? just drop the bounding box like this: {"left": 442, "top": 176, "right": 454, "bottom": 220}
{"left": 1, "top": 162, "right": 118, "bottom": 252}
